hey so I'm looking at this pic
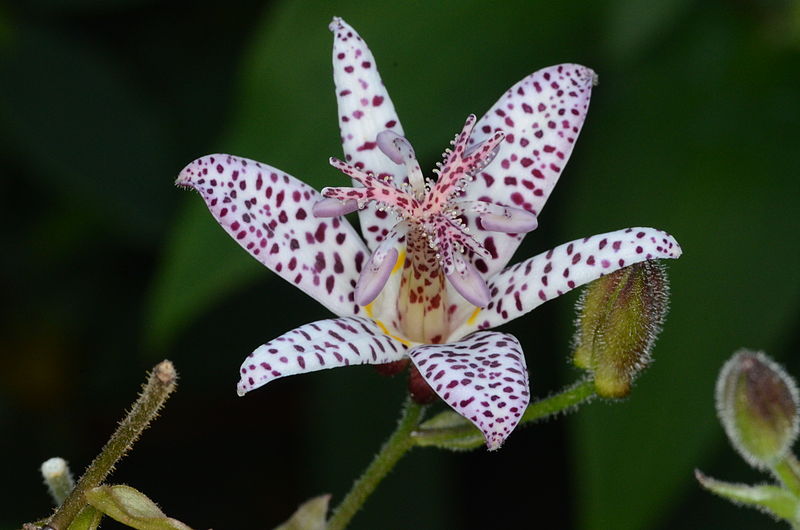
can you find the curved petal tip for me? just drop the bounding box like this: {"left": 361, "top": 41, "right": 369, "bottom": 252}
{"left": 328, "top": 16, "right": 347, "bottom": 32}
{"left": 175, "top": 154, "right": 224, "bottom": 189}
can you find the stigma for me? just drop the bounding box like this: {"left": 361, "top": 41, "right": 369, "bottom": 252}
{"left": 313, "top": 115, "right": 538, "bottom": 308}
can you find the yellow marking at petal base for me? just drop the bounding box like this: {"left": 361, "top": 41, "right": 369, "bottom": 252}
{"left": 375, "top": 320, "right": 411, "bottom": 347}
{"left": 391, "top": 250, "right": 406, "bottom": 274}
{"left": 467, "top": 308, "right": 481, "bottom": 326}
{"left": 361, "top": 303, "right": 409, "bottom": 345}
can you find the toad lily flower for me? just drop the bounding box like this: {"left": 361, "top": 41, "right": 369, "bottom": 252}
{"left": 176, "top": 17, "right": 682, "bottom": 450}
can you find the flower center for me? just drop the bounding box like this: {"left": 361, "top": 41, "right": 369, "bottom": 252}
{"left": 314, "top": 115, "right": 538, "bottom": 310}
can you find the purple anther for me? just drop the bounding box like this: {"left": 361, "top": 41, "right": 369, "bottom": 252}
{"left": 377, "top": 130, "right": 414, "bottom": 165}
{"left": 446, "top": 254, "right": 491, "bottom": 308}
{"left": 312, "top": 197, "right": 360, "bottom": 218}
{"left": 480, "top": 206, "right": 538, "bottom": 234}
{"left": 355, "top": 247, "right": 399, "bottom": 306}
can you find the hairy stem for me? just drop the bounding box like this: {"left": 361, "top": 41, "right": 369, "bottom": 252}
{"left": 45, "top": 360, "right": 177, "bottom": 530}
{"left": 327, "top": 398, "right": 424, "bottom": 530}
{"left": 412, "top": 378, "right": 596, "bottom": 449}
{"left": 521, "top": 378, "right": 596, "bottom": 423}
{"left": 773, "top": 453, "right": 800, "bottom": 497}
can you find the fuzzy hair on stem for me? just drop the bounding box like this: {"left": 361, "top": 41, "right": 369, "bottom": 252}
{"left": 43, "top": 360, "right": 177, "bottom": 530}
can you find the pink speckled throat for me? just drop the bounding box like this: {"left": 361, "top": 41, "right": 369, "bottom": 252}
{"left": 316, "top": 114, "right": 538, "bottom": 327}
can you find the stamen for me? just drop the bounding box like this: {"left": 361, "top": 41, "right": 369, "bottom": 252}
{"left": 329, "top": 157, "right": 372, "bottom": 187}
{"left": 377, "top": 130, "right": 425, "bottom": 197}
{"left": 354, "top": 223, "right": 408, "bottom": 306}
{"left": 324, "top": 115, "right": 512, "bottom": 307}
{"left": 463, "top": 201, "right": 539, "bottom": 234}
{"left": 355, "top": 247, "right": 399, "bottom": 306}
{"left": 312, "top": 197, "right": 360, "bottom": 218}
{"left": 376, "top": 130, "right": 408, "bottom": 165}
{"left": 427, "top": 117, "right": 504, "bottom": 206}
{"left": 434, "top": 218, "right": 490, "bottom": 258}
{"left": 464, "top": 132, "right": 504, "bottom": 174}
{"left": 446, "top": 252, "right": 490, "bottom": 308}
{"left": 480, "top": 207, "right": 538, "bottom": 233}
{"left": 326, "top": 158, "right": 419, "bottom": 213}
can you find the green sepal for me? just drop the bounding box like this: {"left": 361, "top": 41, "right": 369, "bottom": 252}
{"left": 274, "top": 494, "right": 330, "bottom": 530}
{"left": 696, "top": 469, "right": 800, "bottom": 523}
{"left": 66, "top": 506, "right": 103, "bottom": 530}
{"left": 85, "top": 484, "right": 193, "bottom": 530}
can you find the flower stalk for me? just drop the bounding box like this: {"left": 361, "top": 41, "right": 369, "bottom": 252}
{"left": 412, "top": 379, "right": 596, "bottom": 450}
{"left": 773, "top": 453, "right": 800, "bottom": 496}
{"left": 326, "top": 379, "right": 597, "bottom": 528}
{"left": 697, "top": 350, "right": 800, "bottom": 527}
{"left": 327, "top": 399, "right": 425, "bottom": 530}
{"left": 45, "top": 360, "right": 177, "bottom": 530}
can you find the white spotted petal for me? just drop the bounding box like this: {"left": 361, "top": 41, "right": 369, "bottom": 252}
{"left": 177, "top": 154, "right": 369, "bottom": 318}
{"left": 238, "top": 316, "right": 410, "bottom": 396}
{"left": 179, "top": 17, "right": 683, "bottom": 452}
{"left": 467, "top": 63, "right": 596, "bottom": 217}
{"left": 330, "top": 17, "right": 405, "bottom": 251}
{"left": 409, "top": 331, "right": 529, "bottom": 450}
{"left": 451, "top": 227, "right": 682, "bottom": 338}
{"left": 459, "top": 64, "right": 596, "bottom": 281}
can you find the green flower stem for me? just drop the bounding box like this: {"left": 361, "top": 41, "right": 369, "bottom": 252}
{"left": 326, "top": 380, "right": 596, "bottom": 528}
{"left": 45, "top": 361, "right": 177, "bottom": 530}
{"left": 773, "top": 453, "right": 800, "bottom": 497}
{"left": 412, "top": 378, "right": 596, "bottom": 449}
{"left": 521, "top": 378, "right": 596, "bottom": 423}
{"left": 327, "top": 398, "right": 424, "bottom": 530}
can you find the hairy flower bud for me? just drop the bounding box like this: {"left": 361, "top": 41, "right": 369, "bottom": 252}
{"left": 572, "top": 261, "right": 669, "bottom": 398}
{"left": 716, "top": 350, "right": 800, "bottom": 469}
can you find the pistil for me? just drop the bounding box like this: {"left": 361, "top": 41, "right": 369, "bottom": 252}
{"left": 315, "top": 115, "right": 539, "bottom": 309}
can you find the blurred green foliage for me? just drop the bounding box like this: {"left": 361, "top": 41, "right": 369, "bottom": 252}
{"left": 1, "top": 0, "right": 799, "bottom": 529}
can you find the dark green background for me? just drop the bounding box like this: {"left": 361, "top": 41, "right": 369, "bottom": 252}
{"left": 2, "top": 0, "right": 799, "bottom": 528}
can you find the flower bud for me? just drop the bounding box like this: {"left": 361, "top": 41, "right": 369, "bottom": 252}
{"left": 41, "top": 457, "right": 74, "bottom": 505}
{"left": 275, "top": 494, "right": 330, "bottom": 530}
{"left": 572, "top": 261, "right": 669, "bottom": 398}
{"left": 716, "top": 350, "right": 800, "bottom": 469}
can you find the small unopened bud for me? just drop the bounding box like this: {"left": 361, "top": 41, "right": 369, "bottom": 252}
{"left": 572, "top": 261, "right": 669, "bottom": 398}
{"left": 41, "top": 457, "right": 74, "bottom": 506}
{"left": 716, "top": 350, "right": 800, "bottom": 469}
{"left": 275, "top": 494, "right": 330, "bottom": 530}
